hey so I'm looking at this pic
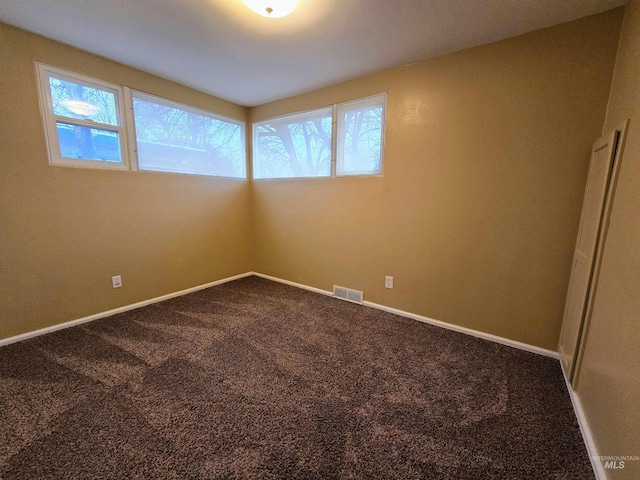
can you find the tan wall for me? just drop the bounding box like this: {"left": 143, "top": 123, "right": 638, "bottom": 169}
{"left": 575, "top": 4, "right": 640, "bottom": 479}
{"left": 0, "top": 23, "right": 252, "bottom": 340}
{"left": 251, "top": 9, "right": 623, "bottom": 351}
{"left": 0, "top": 11, "right": 626, "bottom": 352}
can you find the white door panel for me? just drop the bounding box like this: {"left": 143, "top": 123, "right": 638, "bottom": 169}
{"left": 558, "top": 131, "right": 618, "bottom": 381}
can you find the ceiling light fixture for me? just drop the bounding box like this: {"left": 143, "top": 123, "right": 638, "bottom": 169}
{"left": 244, "top": 0, "right": 296, "bottom": 18}
{"left": 60, "top": 99, "right": 99, "bottom": 117}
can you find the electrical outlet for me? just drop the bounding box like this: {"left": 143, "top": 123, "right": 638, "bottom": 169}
{"left": 112, "top": 275, "right": 122, "bottom": 288}
{"left": 385, "top": 276, "right": 394, "bottom": 289}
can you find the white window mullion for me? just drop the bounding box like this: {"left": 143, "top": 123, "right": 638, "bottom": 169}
{"left": 122, "top": 87, "right": 139, "bottom": 171}
{"left": 53, "top": 115, "right": 122, "bottom": 132}
{"left": 331, "top": 104, "right": 337, "bottom": 177}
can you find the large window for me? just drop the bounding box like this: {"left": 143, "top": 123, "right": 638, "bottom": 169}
{"left": 132, "top": 92, "right": 246, "bottom": 178}
{"left": 37, "top": 64, "right": 129, "bottom": 169}
{"left": 253, "top": 108, "right": 332, "bottom": 179}
{"left": 36, "top": 63, "right": 247, "bottom": 178}
{"left": 252, "top": 94, "right": 386, "bottom": 179}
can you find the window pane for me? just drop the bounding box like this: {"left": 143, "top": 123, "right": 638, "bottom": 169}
{"left": 56, "top": 122, "right": 122, "bottom": 163}
{"left": 133, "top": 95, "right": 246, "bottom": 178}
{"left": 337, "top": 96, "right": 385, "bottom": 176}
{"left": 49, "top": 76, "right": 118, "bottom": 126}
{"left": 254, "top": 108, "right": 332, "bottom": 179}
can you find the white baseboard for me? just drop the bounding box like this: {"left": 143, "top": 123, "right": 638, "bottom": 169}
{"left": 252, "top": 272, "right": 334, "bottom": 296}
{"left": 561, "top": 366, "right": 606, "bottom": 480}
{"left": 363, "top": 300, "right": 558, "bottom": 358}
{"left": 252, "top": 272, "right": 558, "bottom": 359}
{"left": 0, "top": 272, "right": 253, "bottom": 348}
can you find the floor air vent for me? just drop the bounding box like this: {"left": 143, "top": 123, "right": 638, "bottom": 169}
{"left": 333, "top": 285, "right": 364, "bottom": 304}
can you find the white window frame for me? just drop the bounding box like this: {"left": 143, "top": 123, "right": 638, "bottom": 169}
{"left": 36, "top": 62, "right": 130, "bottom": 170}
{"left": 252, "top": 106, "right": 333, "bottom": 180}
{"left": 131, "top": 90, "right": 247, "bottom": 178}
{"left": 251, "top": 93, "right": 387, "bottom": 180}
{"left": 336, "top": 94, "right": 386, "bottom": 177}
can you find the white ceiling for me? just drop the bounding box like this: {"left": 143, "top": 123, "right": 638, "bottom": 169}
{"left": 0, "top": 0, "right": 626, "bottom": 107}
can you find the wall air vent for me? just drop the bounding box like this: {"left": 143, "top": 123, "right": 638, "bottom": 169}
{"left": 333, "top": 285, "right": 364, "bottom": 304}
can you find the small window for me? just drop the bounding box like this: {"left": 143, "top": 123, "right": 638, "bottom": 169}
{"left": 253, "top": 107, "right": 333, "bottom": 179}
{"left": 36, "top": 63, "right": 128, "bottom": 169}
{"left": 336, "top": 94, "right": 386, "bottom": 176}
{"left": 132, "top": 92, "right": 246, "bottom": 178}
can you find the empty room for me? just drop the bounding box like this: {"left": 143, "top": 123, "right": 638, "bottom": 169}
{"left": 1, "top": 0, "right": 638, "bottom": 478}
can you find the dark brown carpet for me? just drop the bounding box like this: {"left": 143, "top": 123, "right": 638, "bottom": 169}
{"left": 1, "top": 276, "right": 593, "bottom": 479}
